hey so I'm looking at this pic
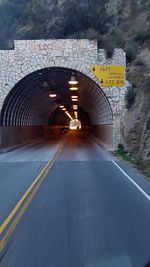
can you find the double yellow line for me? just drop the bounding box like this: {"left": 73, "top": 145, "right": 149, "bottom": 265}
{"left": 0, "top": 140, "right": 65, "bottom": 252}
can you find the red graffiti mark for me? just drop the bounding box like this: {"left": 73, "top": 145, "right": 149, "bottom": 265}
{"left": 37, "top": 44, "right": 50, "bottom": 50}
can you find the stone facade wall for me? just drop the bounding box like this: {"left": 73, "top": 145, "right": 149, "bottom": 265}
{"left": 0, "top": 39, "right": 127, "bottom": 149}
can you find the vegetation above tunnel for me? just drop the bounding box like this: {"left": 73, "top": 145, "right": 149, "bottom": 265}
{"left": 0, "top": 0, "right": 150, "bottom": 55}
{"left": 0, "top": 0, "right": 150, "bottom": 160}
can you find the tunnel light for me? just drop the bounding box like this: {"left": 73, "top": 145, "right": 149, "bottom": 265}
{"left": 49, "top": 94, "right": 57, "bottom": 98}
{"left": 71, "top": 97, "right": 78, "bottom": 101}
{"left": 71, "top": 96, "right": 78, "bottom": 99}
{"left": 73, "top": 105, "right": 78, "bottom": 110}
{"left": 69, "top": 87, "right": 78, "bottom": 91}
{"left": 69, "top": 81, "right": 78, "bottom": 85}
{"left": 59, "top": 105, "right": 64, "bottom": 108}
{"left": 62, "top": 108, "right": 66, "bottom": 111}
{"left": 68, "top": 73, "right": 78, "bottom": 85}
{"left": 74, "top": 111, "right": 78, "bottom": 117}
{"left": 72, "top": 98, "right": 78, "bottom": 102}
{"left": 65, "top": 112, "right": 73, "bottom": 120}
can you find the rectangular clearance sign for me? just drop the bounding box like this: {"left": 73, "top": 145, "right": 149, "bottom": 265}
{"left": 90, "top": 65, "right": 125, "bottom": 87}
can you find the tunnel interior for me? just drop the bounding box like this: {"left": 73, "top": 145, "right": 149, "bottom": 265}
{"left": 0, "top": 67, "right": 113, "bottom": 148}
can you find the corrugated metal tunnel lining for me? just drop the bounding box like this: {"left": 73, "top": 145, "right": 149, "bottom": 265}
{"left": 0, "top": 67, "right": 113, "bottom": 126}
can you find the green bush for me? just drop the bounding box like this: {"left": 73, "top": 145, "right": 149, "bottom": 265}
{"left": 99, "top": 29, "right": 125, "bottom": 59}
{"left": 117, "top": 143, "right": 124, "bottom": 150}
{"left": 114, "top": 144, "right": 133, "bottom": 162}
{"left": 114, "top": 146, "right": 150, "bottom": 179}
{"left": 99, "top": 35, "right": 115, "bottom": 59}
{"left": 110, "top": 29, "right": 125, "bottom": 47}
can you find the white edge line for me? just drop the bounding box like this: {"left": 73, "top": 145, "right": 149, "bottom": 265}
{"left": 112, "top": 160, "right": 150, "bottom": 201}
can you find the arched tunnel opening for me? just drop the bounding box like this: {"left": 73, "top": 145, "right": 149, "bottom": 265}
{"left": 0, "top": 67, "right": 113, "bottom": 149}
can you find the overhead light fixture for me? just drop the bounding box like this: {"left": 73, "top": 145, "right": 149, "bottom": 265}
{"left": 68, "top": 73, "right": 78, "bottom": 85}
{"left": 62, "top": 108, "right": 66, "bottom": 111}
{"left": 71, "top": 96, "right": 78, "bottom": 99}
{"left": 59, "top": 105, "right": 64, "bottom": 108}
{"left": 49, "top": 94, "right": 57, "bottom": 98}
{"left": 74, "top": 111, "right": 78, "bottom": 119}
{"left": 69, "top": 87, "right": 78, "bottom": 91}
{"left": 72, "top": 98, "right": 78, "bottom": 102}
{"left": 73, "top": 105, "right": 78, "bottom": 110}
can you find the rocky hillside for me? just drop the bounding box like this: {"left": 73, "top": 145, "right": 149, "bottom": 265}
{"left": 0, "top": 0, "right": 150, "bottom": 160}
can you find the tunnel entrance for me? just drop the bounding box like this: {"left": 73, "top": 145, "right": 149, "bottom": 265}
{"left": 0, "top": 67, "right": 113, "bottom": 149}
{"left": 69, "top": 120, "right": 82, "bottom": 130}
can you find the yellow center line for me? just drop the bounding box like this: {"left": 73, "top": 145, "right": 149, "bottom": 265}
{"left": 0, "top": 140, "right": 65, "bottom": 239}
{"left": 0, "top": 167, "right": 49, "bottom": 252}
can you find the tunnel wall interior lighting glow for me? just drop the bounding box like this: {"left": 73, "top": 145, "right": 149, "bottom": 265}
{"left": 59, "top": 105, "right": 64, "bottom": 108}
{"left": 65, "top": 112, "right": 73, "bottom": 120}
{"left": 74, "top": 111, "right": 78, "bottom": 119}
{"left": 62, "top": 108, "right": 66, "bottom": 111}
{"left": 72, "top": 99, "right": 78, "bottom": 101}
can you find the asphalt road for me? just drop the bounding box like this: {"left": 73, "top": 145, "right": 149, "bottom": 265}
{"left": 0, "top": 132, "right": 150, "bottom": 267}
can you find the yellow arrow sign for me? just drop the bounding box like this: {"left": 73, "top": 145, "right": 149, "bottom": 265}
{"left": 90, "top": 65, "right": 125, "bottom": 87}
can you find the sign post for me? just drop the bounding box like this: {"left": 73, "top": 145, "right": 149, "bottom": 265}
{"left": 90, "top": 65, "right": 125, "bottom": 87}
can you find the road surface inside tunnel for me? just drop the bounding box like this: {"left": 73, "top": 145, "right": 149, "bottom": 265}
{"left": 0, "top": 131, "right": 150, "bottom": 267}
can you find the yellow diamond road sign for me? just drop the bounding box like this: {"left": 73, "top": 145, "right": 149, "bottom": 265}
{"left": 90, "top": 65, "right": 125, "bottom": 87}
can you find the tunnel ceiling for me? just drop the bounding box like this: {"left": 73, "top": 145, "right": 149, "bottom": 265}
{"left": 1, "top": 67, "right": 113, "bottom": 126}
{"left": 48, "top": 106, "right": 91, "bottom": 126}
